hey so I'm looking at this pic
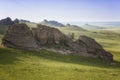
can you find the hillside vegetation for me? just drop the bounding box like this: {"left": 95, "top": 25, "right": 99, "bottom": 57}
{"left": 81, "top": 24, "right": 105, "bottom": 30}
{"left": 0, "top": 48, "right": 120, "bottom": 80}
{"left": 0, "top": 27, "right": 120, "bottom": 80}
{"left": 58, "top": 28, "right": 120, "bottom": 51}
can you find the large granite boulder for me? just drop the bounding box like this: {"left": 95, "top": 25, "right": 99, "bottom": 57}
{"left": 32, "top": 24, "right": 70, "bottom": 46}
{"left": 75, "top": 36, "right": 113, "bottom": 61}
{"left": 2, "top": 23, "right": 39, "bottom": 50}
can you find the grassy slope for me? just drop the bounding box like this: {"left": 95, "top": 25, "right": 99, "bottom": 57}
{"left": 59, "top": 28, "right": 120, "bottom": 51}
{"left": 0, "top": 48, "right": 120, "bottom": 80}
{"left": 102, "top": 28, "right": 120, "bottom": 33}
{"left": 25, "top": 22, "right": 37, "bottom": 28}
{"left": 0, "top": 28, "right": 120, "bottom": 80}
{"left": 57, "top": 26, "right": 86, "bottom": 31}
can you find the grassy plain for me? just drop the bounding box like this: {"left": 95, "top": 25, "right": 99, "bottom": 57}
{"left": 0, "top": 28, "right": 120, "bottom": 80}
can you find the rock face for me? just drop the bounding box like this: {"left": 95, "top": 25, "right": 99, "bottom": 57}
{"left": 31, "top": 25, "right": 113, "bottom": 61}
{"left": 75, "top": 36, "right": 113, "bottom": 61}
{"left": 2, "top": 24, "right": 39, "bottom": 50}
{"left": 32, "top": 24, "right": 69, "bottom": 46}
{"left": 2, "top": 23, "right": 113, "bottom": 61}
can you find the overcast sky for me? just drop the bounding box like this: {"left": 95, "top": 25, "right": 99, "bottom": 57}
{"left": 0, "top": 0, "right": 120, "bottom": 22}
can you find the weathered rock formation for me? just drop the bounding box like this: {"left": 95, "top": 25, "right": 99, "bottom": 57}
{"left": 32, "top": 24, "right": 70, "bottom": 46}
{"left": 75, "top": 36, "right": 113, "bottom": 61}
{"left": 31, "top": 24, "right": 113, "bottom": 61}
{"left": 2, "top": 24, "right": 39, "bottom": 50}
{"left": 2, "top": 23, "right": 113, "bottom": 61}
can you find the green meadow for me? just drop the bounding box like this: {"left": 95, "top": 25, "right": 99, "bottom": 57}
{"left": 0, "top": 28, "right": 120, "bottom": 80}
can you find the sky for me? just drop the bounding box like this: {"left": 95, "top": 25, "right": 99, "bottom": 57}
{"left": 0, "top": 0, "right": 120, "bottom": 22}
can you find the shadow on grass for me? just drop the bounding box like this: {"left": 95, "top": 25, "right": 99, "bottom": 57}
{"left": 0, "top": 48, "right": 20, "bottom": 65}
{"left": 0, "top": 48, "right": 120, "bottom": 69}
{"left": 30, "top": 49, "right": 120, "bottom": 69}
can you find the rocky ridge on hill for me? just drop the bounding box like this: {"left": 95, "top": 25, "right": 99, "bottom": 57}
{"left": 2, "top": 23, "right": 113, "bottom": 61}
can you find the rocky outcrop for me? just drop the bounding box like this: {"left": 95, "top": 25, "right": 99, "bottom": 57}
{"left": 31, "top": 25, "right": 113, "bottom": 61}
{"left": 2, "top": 23, "right": 113, "bottom": 61}
{"left": 2, "top": 24, "right": 39, "bottom": 50}
{"left": 66, "top": 24, "right": 86, "bottom": 31}
{"left": 32, "top": 24, "right": 70, "bottom": 46}
{"left": 0, "top": 17, "right": 14, "bottom": 25}
{"left": 75, "top": 36, "right": 113, "bottom": 61}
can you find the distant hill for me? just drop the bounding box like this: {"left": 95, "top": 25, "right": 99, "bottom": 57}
{"left": 40, "top": 19, "right": 65, "bottom": 27}
{"left": 81, "top": 24, "right": 106, "bottom": 30}
{"left": 40, "top": 20, "right": 86, "bottom": 31}
{"left": 0, "top": 17, "right": 18, "bottom": 34}
{"left": 13, "top": 19, "right": 37, "bottom": 28}
{"left": 65, "top": 24, "right": 86, "bottom": 31}
{"left": 18, "top": 19, "right": 31, "bottom": 23}
{"left": 0, "top": 17, "right": 17, "bottom": 25}
{"left": 0, "top": 17, "right": 31, "bottom": 34}
{"left": 0, "top": 17, "right": 37, "bottom": 34}
{"left": 0, "top": 17, "right": 86, "bottom": 34}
